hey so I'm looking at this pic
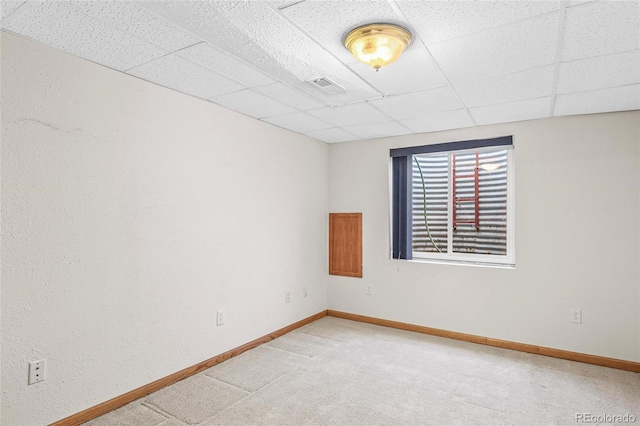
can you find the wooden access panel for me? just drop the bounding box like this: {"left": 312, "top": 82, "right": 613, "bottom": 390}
{"left": 329, "top": 213, "right": 362, "bottom": 278}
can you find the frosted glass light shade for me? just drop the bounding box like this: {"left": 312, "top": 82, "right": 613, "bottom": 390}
{"left": 344, "top": 24, "right": 412, "bottom": 71}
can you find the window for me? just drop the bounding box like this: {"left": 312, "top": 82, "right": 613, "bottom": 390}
{"left": 391, "top": 136, "right": 514, "bottom": 266}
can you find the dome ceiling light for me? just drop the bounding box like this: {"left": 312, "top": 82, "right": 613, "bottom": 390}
{"left": 343, "top": 23, "right": 412, "bottom": 71}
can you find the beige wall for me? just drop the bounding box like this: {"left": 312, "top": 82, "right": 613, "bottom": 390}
{"left": 1, "top": 32, "right": 329, "bottom": 425}
{"left": 328, "top": 110, "right": 640, "bottom": 363}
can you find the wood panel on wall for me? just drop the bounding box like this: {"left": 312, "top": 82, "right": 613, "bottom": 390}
{"left": 329, "top": 213, "right": 362, "bottom": 278}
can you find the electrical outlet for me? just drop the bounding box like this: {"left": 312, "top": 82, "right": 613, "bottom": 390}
{"left": 28, "top": 359, "right": 46, "bottom": 385}
{"left": 571, "top": 309, "right": 582, "bottom": 324}
{"left": 216, "top": 310, "right": 225, "bottom": 326}
{"left": 366, "top": 286, "right": 372, "bottom": 295}
{"left": 285, "top": 292, "right": 290, "bottom": 303}
{"left": 303, "top": 287, "right": 308, "bottom": 298}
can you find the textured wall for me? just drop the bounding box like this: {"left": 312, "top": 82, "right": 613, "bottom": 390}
{"left": 328, "top": 111, "right": 640, "bottom": 363}
{"left": 1, "top": 32, "right": 328, "bottom": 425}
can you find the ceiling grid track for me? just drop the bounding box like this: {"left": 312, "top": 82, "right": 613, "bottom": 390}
{"left": 549, "top": 3, "right": 569, "bottom": 117}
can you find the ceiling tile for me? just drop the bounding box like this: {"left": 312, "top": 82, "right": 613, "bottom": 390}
{"left": 1, "top": 1, "right": 167, "bottom": 71}
{"left": 303, "top": 127, "right": 359, "bottom": 143}
{"left": 399, "top": 109, "right": 474, "bottom": 134}
{"left": 454, "top": 66, "right": 554, "bottom": 108}
{"left": 397, "top": 1, "right": 562, "bottom": 44}
{"left": 280, "top": 0, "right": 404, "bottom": 65}
{"left": 343, "top": 121, "right": 412, "bottom": 140}
{"left": 262, "top": 111, "right": 332, "bottom": 133}
{"left": 429, "top": 13, "right": 559, "bottom": 83}
{"left": 72, "top": 1, "right": 200, "bottom": 52}
{"left": 470, "top": 97, "right": 551, "bottom": 125}
{"left": 554, "top": 85, "right": 640, "bottom": 117}
{"left": 254, "top": 82, "right": 325, "bottom": 110}
{"left": 140, "top": 0, "right": 254, "bottom": 57}
{"left": 307, "top": 103, "right": 391, "bottom": 127}
{"left": 1, "top": 1, "right": 26, "bottom": 20}
{"left": 348, "top": 46, "right": 449, "bottom": 96}
{"left": 557, "top": 50, "right": 640, "bottom": 95}
{"left": 210, "top": 89, "right": 297, "bottom": 119}
{"left": 562, "top": 1, "right": 640, "bottom": 62}
{"left": 176, "top": 42, "right": 275, "bottom": 88}
{"left": 128, "top": 54, "right": 245, "bottom": 99}
{"left": 370, "top": 86, "right": 463, "bottom": 120}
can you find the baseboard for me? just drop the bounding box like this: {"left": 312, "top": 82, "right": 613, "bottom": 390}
{"left": 327, "top": 310, "right": 640, "bottom": 373}
{"left": 51, "top": 310, "right": 328, "bottom": 426}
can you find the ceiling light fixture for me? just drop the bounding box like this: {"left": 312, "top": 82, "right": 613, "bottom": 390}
{"left": 343, "top": 23, "right": 412, "bottom": 71}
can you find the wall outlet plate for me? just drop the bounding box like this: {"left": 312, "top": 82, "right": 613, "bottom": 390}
{"left": 28, "top": 359, "right": 46, "bottom": 385}
{"left": 216, "top": 310, "right": 225, "bottom": 326}
{"left": 285, "top": 292, "right": 290, "bottom": 303}
{"left": 571, "top": 308, "right": 582, "bottom": 324}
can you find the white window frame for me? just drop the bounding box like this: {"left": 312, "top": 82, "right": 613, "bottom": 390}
{"left": 410, "top": 146, "right": 515, "bottom": 267}
{"left": 389, "top": 137, "right": 515, "bottom": 268}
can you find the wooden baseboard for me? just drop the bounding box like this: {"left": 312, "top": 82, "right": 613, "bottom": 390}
{"left": 327, "top": 310, "right": 640, "bottom": 373}
{"left": 51, "top": 310, "right": 328, "bottom": 426}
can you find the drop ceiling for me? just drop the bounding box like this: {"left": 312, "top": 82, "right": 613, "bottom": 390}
{"left": 1, "top": 0, "right": 639, "bottom": 143}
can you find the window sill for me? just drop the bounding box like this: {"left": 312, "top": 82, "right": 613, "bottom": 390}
{"left": 393, "top": 257, "right": 515, "bottom": 269}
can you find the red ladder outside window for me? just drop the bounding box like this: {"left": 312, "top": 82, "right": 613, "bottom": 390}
{"left": 452, "top": 152, "right": 479, "bottom": 230}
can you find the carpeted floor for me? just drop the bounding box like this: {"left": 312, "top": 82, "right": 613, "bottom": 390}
{"left": 85, "top": 316, "right": 639, "bottom": 425}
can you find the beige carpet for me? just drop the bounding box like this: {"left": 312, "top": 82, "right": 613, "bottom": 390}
{"left": 84, "top": 317, "right": 639, "bottom": 425}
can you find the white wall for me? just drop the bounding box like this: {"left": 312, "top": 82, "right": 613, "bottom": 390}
{"left": 328, "top": 111, "right": 640, "bottom": 363}
{"left": 1, "top": 32, "right": 328, "bottom": 425}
